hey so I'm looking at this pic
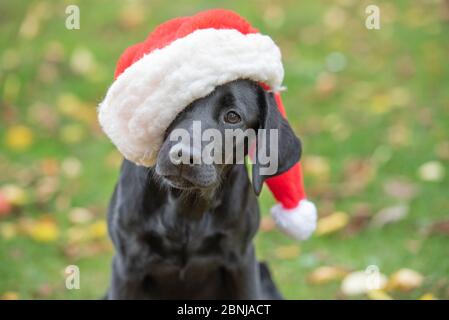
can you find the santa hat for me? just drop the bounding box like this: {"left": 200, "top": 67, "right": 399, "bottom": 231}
{"left": 98, "top": 9, "right": 317, "bottom": 241}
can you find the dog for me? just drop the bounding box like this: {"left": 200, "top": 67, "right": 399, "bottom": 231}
{"left": 105, "top": 79, "right": 301, "bottom": 299}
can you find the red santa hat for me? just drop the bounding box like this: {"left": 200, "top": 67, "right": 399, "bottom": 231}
{"left": 98, "top": 9, "right": 317, "bottom": 240}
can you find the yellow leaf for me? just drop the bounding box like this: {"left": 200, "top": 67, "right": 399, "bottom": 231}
{"left": 88, "top": 221, "right": 107, "bottom": 240}
{"left": 57, "top": 93, "right": 97, "bottom": 124}
{"left": 303, "top": 155, "right": 330, "bottom": 180}
{"left": 5, "top": 125, "right": 33, "bottom": 151}
{"left": 119, "top": 4, "right": 145, "bottom": 29}
{"left": 60, "top": 124, "right": 86, "bottom": 144}
{"left": 316, "top": 211, "right": 349, "bottom": 235}
{"left": 0, "top": 184, "right": 27, "bottom": 206}
{"left": 67, "top": 226, "right": 89, "bottom": 244}
{"left": 419, "top": 293, "right": 437, "bottom": 300}
{"left": 29, "top": 219, "right": 60, "bottom": 243}
{"left": 1, "top": 291, "right": 19, "bottom": 300}
{"left": 371, "top": 94, "right": 392, "bottom": 114}
{"left": 274, "top": 245, "right": 300, "bottom": 259}
{"left": 387, "top": 268, "right": 424, "bottom": 292}
{"left": 0, "top": 223, "right": 17, "bottom": 240}
{"left": 367, "top": 290, "right": 393, "bottom": 300}
{"left": 307, "top": 266, "right": 348, "bottom": 285}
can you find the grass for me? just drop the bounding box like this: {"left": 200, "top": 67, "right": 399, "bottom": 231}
{"left": 0, "top": 0, "right": 448, "bottom": 299}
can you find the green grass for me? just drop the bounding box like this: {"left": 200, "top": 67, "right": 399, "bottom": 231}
{"left": 0, "top": 0, "right": 448, "bottom": 299}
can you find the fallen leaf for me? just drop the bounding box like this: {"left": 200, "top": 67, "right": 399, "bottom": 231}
{"left": 395, "top": 55, "right": 415, "bottom": 79}
{"left": 323, "top": 6, "right": 346, "bottom": 31}
{"left": 70, "top": 47, "right": 97, "bottom": 77}
{"left": 0, "top": 192, "right": 12, "bottom": 216}
{"left": 5, "top": 125, "right": 33, "bottom": 151}
{"left": 315, "top": 72, "right": 337, "bottom": 96}
{"left": 59, "top": 123, "right": 86, "bottom": 144}
{"left": 28, "top": 218, "right": 60, "bottom": 243}
{"left": 34, "top": 283, "right": 53, "bottom": 298}
{"left": 105, "top": 150, "right": 123, "bottom": 169}
{"left": 324, "top": 114, "right": 350, "bottom": 141}
{"left": 316, "top": 211, "right": 349, "bottom": 236}
{"left": 342, "top": 159, "right": 376, "bottom": 195}
{"left": 0, "top": 292, "right": 19, "bottom": 300}
{"left": 388, "top": 123, "right": 410, "bottom": 147}
{"left": 66, "top": 226, "right": 89, "bottom": 245}
{"left": 371, "top": 94, "right": 392, "bottom": 114}
{"left": 55, "top": 195, "right": 71, "bottom": 211}
{"left": 69, "top": 207, "right": 93, "bottom": 224}
{"left": 302, "top": 155, "right": 330, "bottom": 181}
{"left": 344, "top": 205, "right": 372, "bottom": 236}
{"left": 0, "top": 222, "right": 17, "bottom": 239}
{"left": 259, "top": 216, "right": 276, "bottom": 232}
{"left": 390, "top": 86, "right": 411, "bottom": 107}
{"left": 367, "top": 290, "right": 393, "bottom": 300}
{"left": 418, "top": 161, "right": 445, "bottom": 182}
{"left": 274, "top": 245, "right": 300, "bottom": 259}
{"left": 405, "top": 239, "right": 422, "bottom": 254}
{"left": 61, "top": 157, "right": 82, "bottom": 178}
{"left": 307, "top": 266, "right": 348, "bottom": 285}
{"left": 43, "top": 41, "right": 65, "bottom": 63}
{"left": 27, "top": 102, "right": 59, "bottom": 132}
{"left": 370, "top": 205, "right": 408, "bottom": 228}
{"left": 119, "top": 3, "right": 146, "bottom": 29}
{"left": 387, "top": 268, "right": 424, "bottom": 292}
{"left": 40, "top": 158, "right": 60, "bottom": 176}
{"left": 88, "top": 221, "right": 107, "bottom": 240}
{"left": 37, "top": 61, "right": 59, "bottom": 83}
{"left": 383, "top": 179, "right": 419, "bottom": 200}
{"left": 341, "top": 270, "right": 388, "bottom": 296}
{"left": 427, "top": 219, "right": 449, "bottom": 236}
{"left": 436, "top": 141, "right": 449, "bottom": 160}
{"left": 419, "top": 293, "right": 437, "bottom": 300}
{"left": 36, "top": 177, "right": 59, "bottom": 202}
{"left": 18, "top": 2, "right": 50, "bottom": 39}
{"left": 57, "top": 93, "right": 81, "bottom": 116}
{"left": 63, "top": 240, "right": 112, "bottom": 259}
{"left": 263, "top": 4, "right": 285, "bottom": 29}
{"left": 0, "top": 184, "right": 27, "bottom": 206}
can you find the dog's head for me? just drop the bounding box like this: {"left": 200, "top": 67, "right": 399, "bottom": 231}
{"left": 155, "top": 79, "right": 301, "bottom": 195}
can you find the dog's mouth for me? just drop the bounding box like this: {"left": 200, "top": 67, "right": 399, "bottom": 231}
{"left": 163, "top": 175, "right": 197, "bottom": 190}
{"left": 161, "top": 168, "right": 219, "bottom": 190}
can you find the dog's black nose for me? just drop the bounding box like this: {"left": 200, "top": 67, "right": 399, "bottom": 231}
{"left": 168, "top": 144, "right": 202, "bottom": 166}
{"left": 156, "top": 142, "right": 217, "bottom": 189}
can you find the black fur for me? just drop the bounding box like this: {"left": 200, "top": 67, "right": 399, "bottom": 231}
{"left": 105, "top": 80, "right": 301, "bottom": 299}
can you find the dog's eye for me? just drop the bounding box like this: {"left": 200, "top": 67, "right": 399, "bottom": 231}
{"left": 224, "top": 111, "right": 241, "bottom": 124}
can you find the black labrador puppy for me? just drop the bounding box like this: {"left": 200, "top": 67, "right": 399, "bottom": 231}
{"left": 105, "top": 79, "right": 301, "bottom": 299}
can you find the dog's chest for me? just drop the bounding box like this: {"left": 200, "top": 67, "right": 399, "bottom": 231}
{"left": 134, "top": 211, "right": 240, "bottom": 269}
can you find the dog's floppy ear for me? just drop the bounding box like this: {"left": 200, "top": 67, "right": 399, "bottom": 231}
{"left": 252, "top": 90, "right": 302, "bottom": 195}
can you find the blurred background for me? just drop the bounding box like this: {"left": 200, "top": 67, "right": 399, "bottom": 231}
{"left": 0, "top": 0, "right": 448, "bottom": 300}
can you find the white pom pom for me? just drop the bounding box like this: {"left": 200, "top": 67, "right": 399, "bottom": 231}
{"left": 271, "top": 200, "right": 317, "bottom": 241}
